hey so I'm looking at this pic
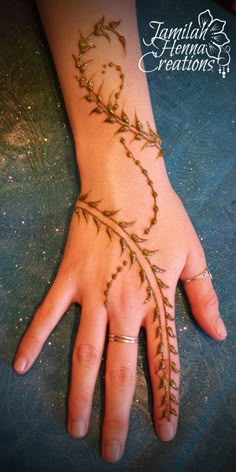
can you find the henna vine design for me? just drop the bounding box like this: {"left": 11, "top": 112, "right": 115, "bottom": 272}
{"left": 73, "top": 18, "right": 179, "bottom": 421}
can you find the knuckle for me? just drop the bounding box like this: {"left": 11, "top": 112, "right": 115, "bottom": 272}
{"left": 73, "top": 343, "right": 99, "bottom": 368}
{"left": 106, "top": 364, "right": 135, "bottom": 388}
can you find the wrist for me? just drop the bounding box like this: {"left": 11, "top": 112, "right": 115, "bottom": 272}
{"left": 74, "top": 131, "right": 172, "bottom": 237}
{"left": 75, "top": 131, "right": 170, "bottom": 191}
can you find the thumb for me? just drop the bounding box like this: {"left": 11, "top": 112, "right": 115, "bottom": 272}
{"left": 180, "top": 243, "right": 227, "bottom": 341}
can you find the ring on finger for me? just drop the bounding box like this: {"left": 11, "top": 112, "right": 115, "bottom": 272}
{"left": 183, "top": 267, "right": 212, "bottom": 284}
{"left": 108, "top": 334, "right": 138, "bottom": 344}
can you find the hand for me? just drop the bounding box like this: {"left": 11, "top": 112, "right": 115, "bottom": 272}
{"left": 13, "top": 181, "right": 227, "bottom": 463}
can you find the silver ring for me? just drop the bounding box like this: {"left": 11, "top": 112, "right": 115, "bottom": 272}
{"left": 108, "top": 334, "right": 138, "bottom": 344}
{"left": 183, "top": 268, "right": 212, "bottom": 284}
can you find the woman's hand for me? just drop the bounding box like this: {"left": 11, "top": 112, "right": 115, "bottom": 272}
{"left": 13, "top": 182, "right": 227, "bottom": 463}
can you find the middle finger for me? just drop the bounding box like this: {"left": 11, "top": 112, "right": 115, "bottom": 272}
{"left": 68, "top": 297, "right": 107, "bottom": 438}
{"left": 102, "top": 322, "right": 140, "bottom": 463}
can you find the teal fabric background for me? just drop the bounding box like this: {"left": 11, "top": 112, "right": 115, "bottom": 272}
{"left": 0, "top": 0, "right": 235, "bottom": 470}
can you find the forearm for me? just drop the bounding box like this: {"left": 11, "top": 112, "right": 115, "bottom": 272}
{"left": 35, "top": 0, "right": 170, "bottom": 197}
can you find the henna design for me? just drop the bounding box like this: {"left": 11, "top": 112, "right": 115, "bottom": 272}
{"left": 104, "top": 260, "right": 128, "bottom": 308}
{"left": 120, "top": 137, "right": 159, "bottom": 234}
{"left": 75, "top": 196, "right": 178, "bottom": 420}
{"left": 73, "top": 16, "right": 164, "bottom": 234}
{"left": 73, "top": 18, "right": 178, "bottom": 422}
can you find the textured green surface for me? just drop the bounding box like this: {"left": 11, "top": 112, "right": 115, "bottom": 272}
{"left": 0, "top": 0, "right": 235, "bottom": 471}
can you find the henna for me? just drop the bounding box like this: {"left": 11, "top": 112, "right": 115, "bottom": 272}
{"left": 75, "top": 196, "right": 178, "bottom": 420}
{"left": 73, "top": 18, "right": 178, "bottom": 421}
{"left": 104, "top": 260, "right": 128, "bottom": 308}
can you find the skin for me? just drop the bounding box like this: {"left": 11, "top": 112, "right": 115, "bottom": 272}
{"left": 13, "top": 0, "right": 227, "bottom": 463}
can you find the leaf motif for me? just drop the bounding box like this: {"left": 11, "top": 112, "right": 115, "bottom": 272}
{"left": 82, "top": 209, "right": 89, "bottom": 223}
{"left": 131, "top": 234, "right": 147, "bottom": 243}
{"left": 168, "top": 344, "right": 178, "bottom": 355}
{"left": 130, "top": 252, "right": 136, "bottom": 265}
{"left": 156, "top": 278, "right": 169, "bottom": 289}
{"left": 104, "top": 116, "right": 116, "bottom": 123}
{"left": 79, "top": 77, "right": 86, "bottom": 87}
{"left": 157, "top": 342, "right": 164, "bottom": 354}
{"left": 170, "top": 393, "right": 179, "bottom": 405}
{"left": 72, "top": 53, "right": 81, "bottom": 67}
{"left": 170, "top": 379, "right": 178, "bottom": 390}
{"left": 147, "top": 122, "right": 157, "bottom": 137}
{"left": 160, "top": 409, "right": 168, "bottom": 419}
{"left": 96, "top": 93, "right": 103, "bottom": 102}
{"left": 170, "top": 408, "right": 177, "bottom": 417}
{"left": 108, "top": 21, "right": 121, "bottom": 29}
{"left": 90, "top": 107, "right": 103, "bottom": 115}
{"left": 78, "top": 33, "right": 86, "bottom": 52}
{"left": 159, "top": 376, "right": 167, "bottom": 389}
{"left": 142, "top": 248, "right": 158, "bottom": 257}
{"left": 159, "top": 360, "right": 166, "bottom": 370}
{"left": 167, "top": 326, "right": 175, "bottom": 338}
{"left": 119, "top": 221, "right": 135, "bottom": 229}
{"left": 120, "top": 238, "right": 127, "bottom": 253}
{"left": 116, "top": 125, "right": 130, "bottom": 133}
{"left": 153, "top": 307, "right": 160, "bottom": 321}
{"left": 118, "top": 34, "right": 126, "bottom": 52}
{"left": 102, "top": 31, "right": 111, "bottom": 42}
{"left": 134, "top": 133, "right": 143, "bottom": 140}
{"left": 121, "top": 111, "right": 130, "bottom": 125}
{"left": 94, "top": 16, "right": 105, "bottom": 32}
{"left": 87, "top": 41, "right": 95, "bottom": 49}
{"left": 80, "top": 62, "right": 88, "bottom": 72}
{"left": 88, "top": 200, "right": 101, "bottom": 208}
{"left": 106, "top": 227, "right": 113, "bottom": 240}
{"left": 79, "top": 192, "right": 89, "bottom": 201}
{"left": 151, "top": 265, "right": 165, "bottom": 273}
{"left": 135, "top": 113, "right": 144, "bottom": 132}
{"left": 165, "top": 312, "right": 174, "bottom": 321}
{"left": 102, "top": 210, "right": 119, "bottom": 217}
{"left": 170, "top": 361, "right": 180, "bottom": 373}
{"left": 93, "top": 217, "right": 101, "bottom": 232}
{"left": 163, "top": 297, "right": 173, "bottom": 308}
{"left": 140, "top": 269, "right": 146, "bottom": 284}
{"left": 74, "top": 206, "right": 80, "bottom": 215}
{"left": 161, "top": 394, "right": 168, "bottom": 405}
{"left": 143, "top": 140, "right": 156, "bottom": 148}
{"left": 107, "top": 107, "right": 114, "bottom": 115}
{"left": 85, "top": 95, "right": 94, "bottom": 102}
{"left": 94, "top": 30, "right": 104, "bottom": 37}
{"left": 88, "top": 79, "right": 94, "bottom": 90}
{"left": 144, "top": 286, "right": 153, "bottom": 304}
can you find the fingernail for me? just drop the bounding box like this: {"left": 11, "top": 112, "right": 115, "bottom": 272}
{"left": 215, "top": 318, "right": 227, "bottom": 338}
{"left": 157, "top": 422, "right": 175, "bottom": 441}
{"left": 70, "top": 420, "right": 86, "bottom": 438}
{"left": 14, "top": 355, "right": 26, "bottom": 373}
{"left": 103, "top": 440, "right": 121, "bottom": 462}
